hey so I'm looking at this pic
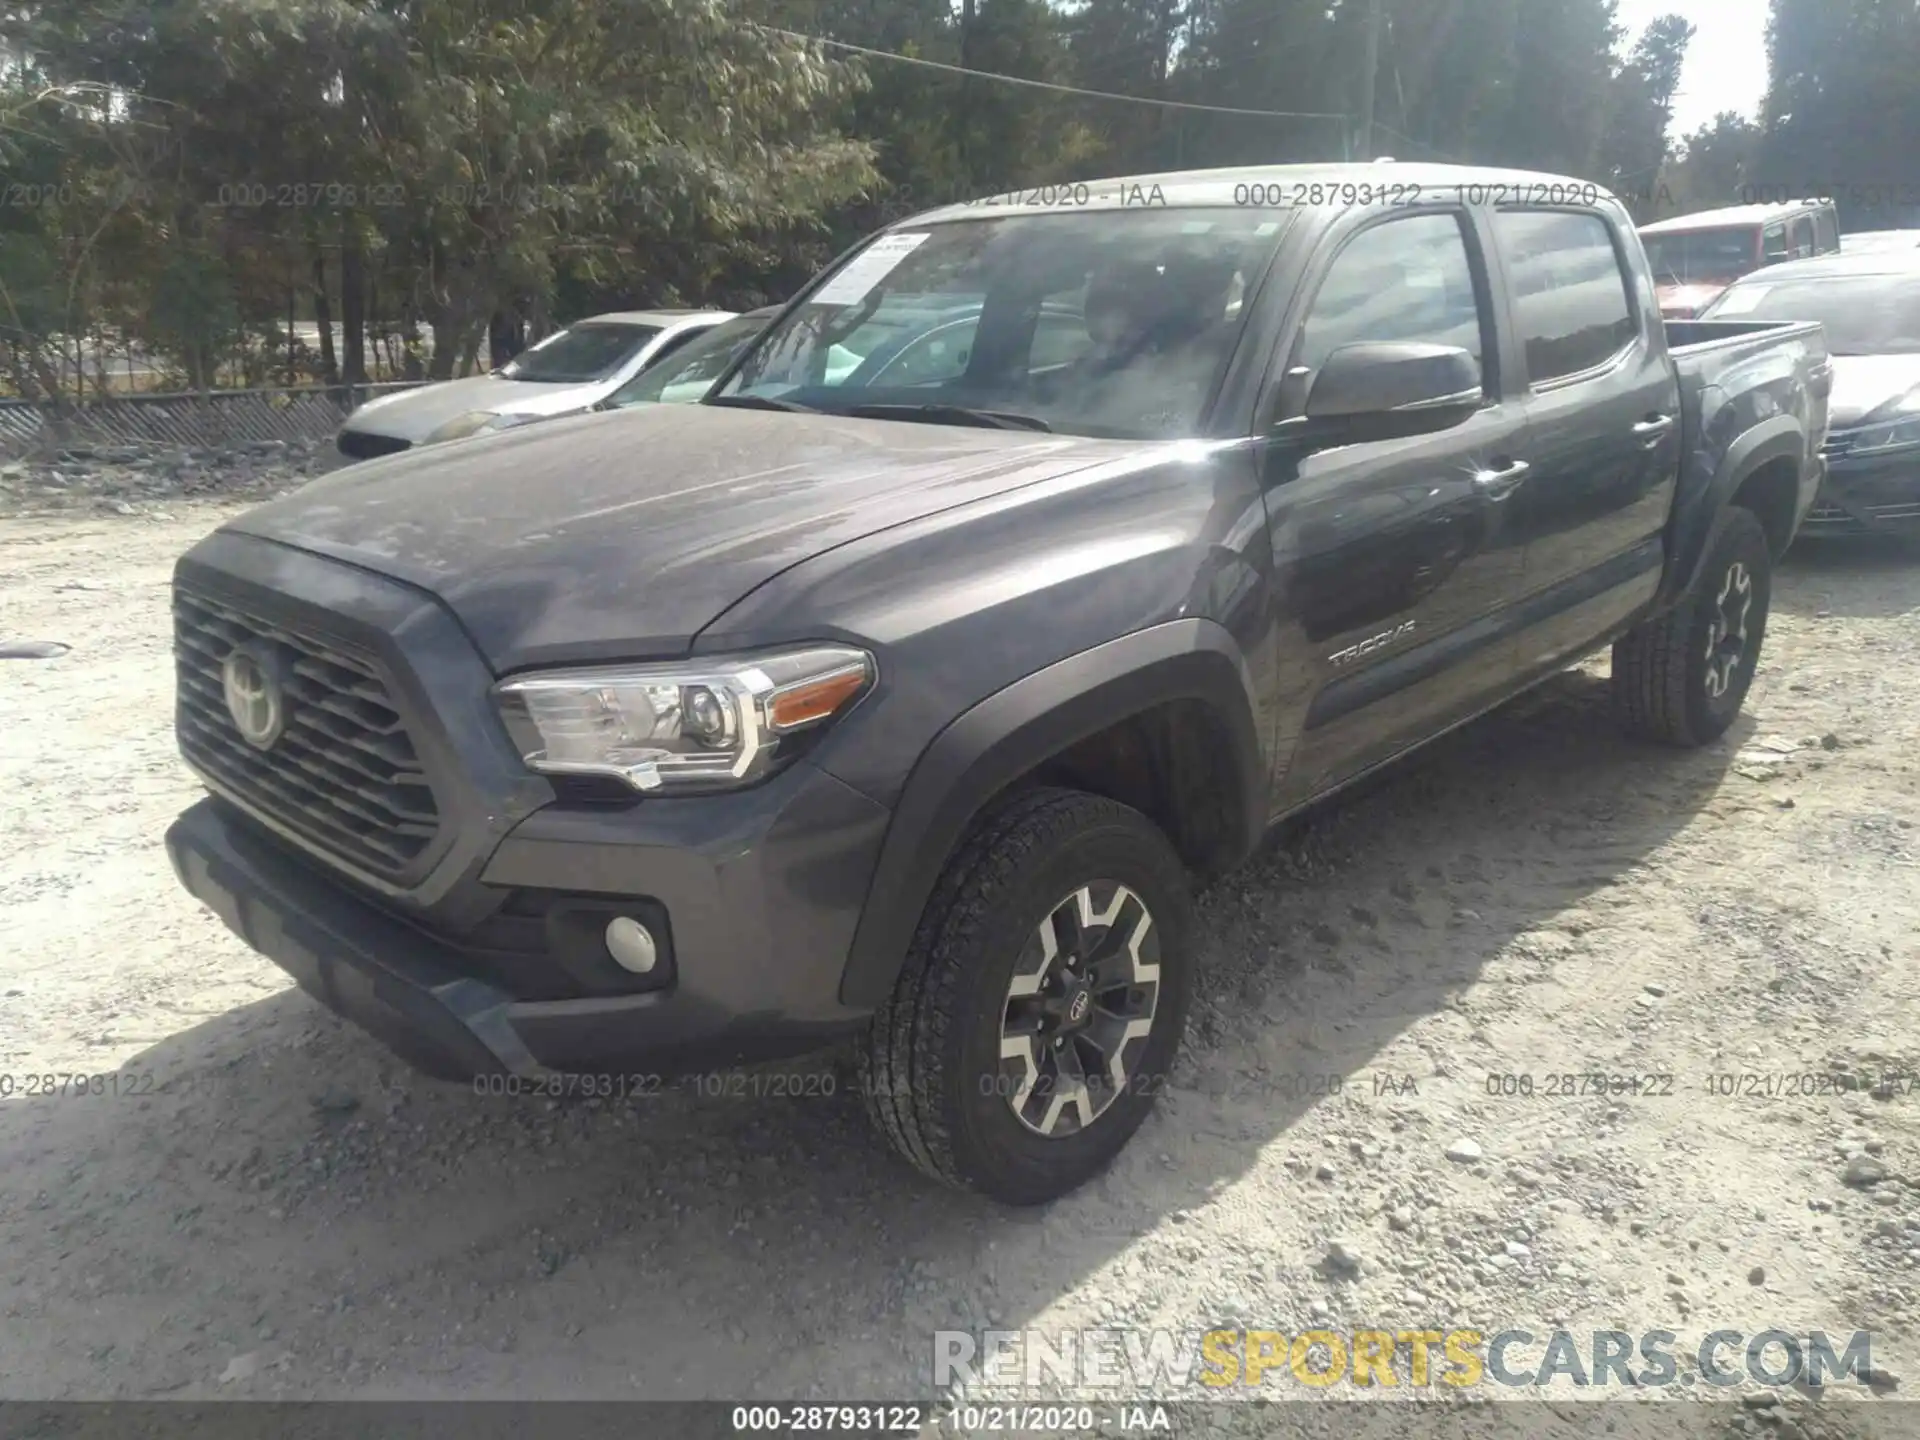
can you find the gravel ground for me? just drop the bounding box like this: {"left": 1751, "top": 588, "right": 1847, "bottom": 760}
{"left": 2, "top": 467, "right": 1918, "bottom": 1436}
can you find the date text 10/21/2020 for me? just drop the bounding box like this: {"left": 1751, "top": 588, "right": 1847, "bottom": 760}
{"left": 7, "top": 1067, "right": 1911, "bottom": 1106}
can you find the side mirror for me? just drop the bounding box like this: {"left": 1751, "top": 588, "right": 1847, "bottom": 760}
{"left": 1279, "top": 341, "right": 1483, "bottom": 447}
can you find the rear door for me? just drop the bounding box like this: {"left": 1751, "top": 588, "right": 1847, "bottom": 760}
{"left": 1488, "top": 207, "right": 1681, "bottom": 676}
{"left": 1259, "top": 207, "right": 1533, "bottom": 807}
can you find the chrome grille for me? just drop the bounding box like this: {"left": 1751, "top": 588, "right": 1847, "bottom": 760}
{"left": 173, "top": 587, "right": 440, "bottom": 877}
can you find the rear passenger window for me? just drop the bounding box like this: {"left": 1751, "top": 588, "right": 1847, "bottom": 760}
{"left": 1294, "top": 213, "right": 1485, "bottom": 379}
{"left": 1494, "top": 210, "right": 1637, "bottom": 384}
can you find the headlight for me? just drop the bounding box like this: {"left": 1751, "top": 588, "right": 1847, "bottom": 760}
{"left": 1851, "top": 416, "right": 1920, "bottom": 453}
{"left": 425, "top": 410, "right": 533, "bottom": 443}
{"left": 494, "top": 645, "right": 875, "bottom": 792}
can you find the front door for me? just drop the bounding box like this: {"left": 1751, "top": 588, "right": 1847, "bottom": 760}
{"left": 1259, "top": 209, "right": 1533, "bottom": 810}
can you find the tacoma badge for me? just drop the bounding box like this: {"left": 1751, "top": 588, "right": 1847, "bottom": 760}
{"left": 1328, "top": 619, "right": 1416, "bottom": 667}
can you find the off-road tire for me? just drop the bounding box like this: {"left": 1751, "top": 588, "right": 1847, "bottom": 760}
{"left": 856, "top": 787, "right": 1193, "bottom": 1205}
{"left": 1612, "top": 504, "right": 1772, "bottom": 747}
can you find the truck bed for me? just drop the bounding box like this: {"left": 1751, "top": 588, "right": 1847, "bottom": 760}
{"left": 1663, "top": 317, "right": 1829, "bottom": 473}
{"left": 1664, "top": 317, "right": 1824, "bottom": 355}
{"left": 1657, "top": 316, "right": 1831, "bottom": 563}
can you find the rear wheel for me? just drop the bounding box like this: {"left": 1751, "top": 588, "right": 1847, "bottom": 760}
{"left": 856, "top": 788, "right": 1193, "bottom": 1205}
{"left": 1613, "top": 505, "right": 1772, "bottom": 746}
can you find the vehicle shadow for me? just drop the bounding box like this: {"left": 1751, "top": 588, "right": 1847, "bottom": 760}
{"left": 0, "top": 668, "right": 1742, "bottom": 1403}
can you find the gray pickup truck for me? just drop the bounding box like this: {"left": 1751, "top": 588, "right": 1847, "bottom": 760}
{"left": 165, "top": 163, "right": 1830, "bottom": 1204}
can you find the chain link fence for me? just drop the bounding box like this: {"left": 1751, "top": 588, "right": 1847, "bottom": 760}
{"left": 0, "top": 382, "right": 427, "bottom": 461}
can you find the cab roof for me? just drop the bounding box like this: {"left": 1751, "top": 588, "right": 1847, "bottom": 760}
{"left": 901, "top": 161, "right": 1621, "bottom": 225}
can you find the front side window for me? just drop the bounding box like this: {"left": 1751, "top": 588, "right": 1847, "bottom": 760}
{"left": 1495, "top": 210, "right": 1637, "bottom": 384}
{"left": 717, "top": 209, "right": 1289, "bottom": 439}
{"left": 1789, "top": 216, "right": 1816, "bottom": 258}
{"left": 500, "top": 322, "right": 662, "bottom": 383}
{"left": 1293, "top": 212, "right": 1485, "bottom": 380}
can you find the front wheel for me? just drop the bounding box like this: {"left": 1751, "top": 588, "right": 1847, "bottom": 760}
{"left": 1612, "top": 504, "right": 1773, "bottom": 746}
{"left": 857, "top": 788, "right": 1193, "bottom": 1205}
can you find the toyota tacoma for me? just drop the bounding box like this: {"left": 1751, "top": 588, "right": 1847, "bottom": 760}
{"left": 166, "top": 163, "right": 1830, "bottom": 1204}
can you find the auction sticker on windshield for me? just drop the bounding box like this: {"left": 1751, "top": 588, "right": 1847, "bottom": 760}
{"left": 812, "top": 233, "right": 931, "bottom": 306}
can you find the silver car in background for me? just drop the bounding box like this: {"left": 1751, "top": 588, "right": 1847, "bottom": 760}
{"left": 1839, "top": 229, "right": 1920, "bottom": 256}
{"left": 1699, "top": 248, "right": 1920, "bottom": 536}
{"left": 335, "top": 309, "right": 734, "bottom": 459}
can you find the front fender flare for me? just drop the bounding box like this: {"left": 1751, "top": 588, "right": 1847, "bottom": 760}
{"left": 836, "top": 618, "right": 1267, "bottom": 1010}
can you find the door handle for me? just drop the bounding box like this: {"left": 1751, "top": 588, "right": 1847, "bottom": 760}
{"left": 1632, "top": 414, "right": 1676, "bottom": 441}
{"left": 1472, "top": 458, "right": 1530, "bottom": 500}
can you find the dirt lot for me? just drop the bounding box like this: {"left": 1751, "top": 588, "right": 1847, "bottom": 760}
{"left": 2, "top": 500, "right": 1918, "bottom": 1432}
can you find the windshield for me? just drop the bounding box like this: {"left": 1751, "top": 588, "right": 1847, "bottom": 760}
{"left": 1703, "top": 274, "right": 1920, "bottom": 354}
{"left": 820, "top": 293, "right": 986, "bottom": 383}
{"left": 714, "top": 210, "right": 1287, "bottom": 439}
{"left": 604, "top": 315, "right": 772, "bottom": 407}
{"left": 1643, "top": 227, "right": 1760, "bottom": 286}
{"left": 500, "top": 322, "right": 662, "bottom": 383}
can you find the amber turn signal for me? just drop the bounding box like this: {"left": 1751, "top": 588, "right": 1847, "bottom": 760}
{"left": 767, "top": 664, "right": 870, "bottom": 732}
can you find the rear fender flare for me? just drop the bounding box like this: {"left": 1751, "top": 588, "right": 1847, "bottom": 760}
{"left": 1658, "top": 414, "right": 1805, "bottom": 609}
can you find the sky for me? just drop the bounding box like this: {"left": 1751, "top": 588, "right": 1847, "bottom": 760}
{"left": 1615, "top": 0, "right": 1770, "bottom": 138}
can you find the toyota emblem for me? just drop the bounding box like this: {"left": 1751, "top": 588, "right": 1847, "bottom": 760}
{"left": 222, "top": 645, "right": 287, "bottom": 749}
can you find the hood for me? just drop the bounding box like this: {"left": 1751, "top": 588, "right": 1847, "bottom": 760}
{"left": 343, "top": 374, "right": 612, "bottom": 442}
{"left": 1826, "top": 353, "right": 1920, "bottom": 428}
{"left": 232, "top": 404, "right": 1133, "bottom": 671}
{"left": 1657, "top": 280, "right": 1730, "bottom": 317}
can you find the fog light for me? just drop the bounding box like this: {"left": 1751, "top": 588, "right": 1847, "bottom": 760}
{"left": 604, "top": 916, "right": 659, "bottom": 974}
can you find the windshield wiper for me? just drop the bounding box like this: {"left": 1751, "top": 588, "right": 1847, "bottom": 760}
{"left": 705, "top": 394, "right": 819, "bottom": 413}
{"left": 841, "top": 402, "right": 1053, "bottom": 433}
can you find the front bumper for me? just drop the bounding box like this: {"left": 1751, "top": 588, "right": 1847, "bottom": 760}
{"left": 1802, "top": 452, "right": 1920, "bottom": 535}
{"left": 169, "top": 799, "right": 529, "bottom": 1079}
{"left": 169, "top": 770, "right": 890, "bottom": 1079}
